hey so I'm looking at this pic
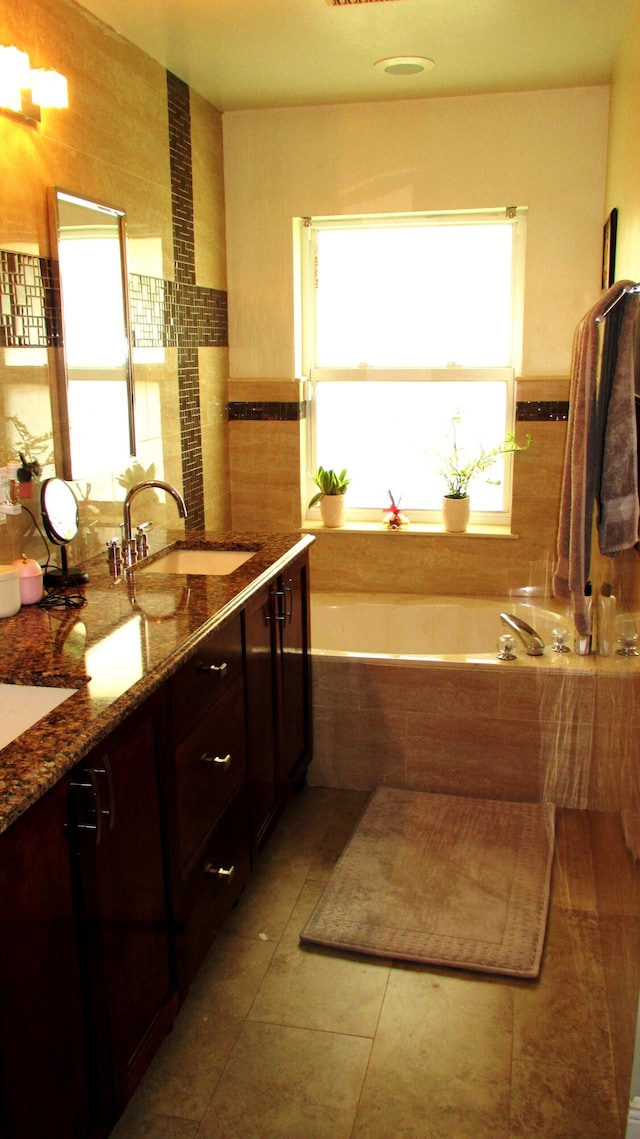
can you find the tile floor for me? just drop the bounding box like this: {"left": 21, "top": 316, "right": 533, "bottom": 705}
{"left": 112, "top": 788, "right": 640, "bottom": 1139}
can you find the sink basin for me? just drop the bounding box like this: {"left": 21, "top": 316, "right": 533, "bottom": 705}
{"left": 0, "top": 684, "right": 77, "bottom": 751}
{"left": 140, "top": 548, "right": 257, "bottom": 576}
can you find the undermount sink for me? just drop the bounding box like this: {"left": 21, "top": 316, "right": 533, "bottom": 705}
{"left": 140, "top": 548, "right": 257, "bottom": 576}
{"left": 0, "top": 684, "right": 77, "bottom": 751}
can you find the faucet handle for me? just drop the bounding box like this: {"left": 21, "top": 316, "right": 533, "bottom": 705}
{"left": 551, "top": 626, "right": 571, "bottom": 653}
{"left": 136, "top": 522, "right": 152, "bottom": 558}
{"left": 497, "top": 633, "right": 517, "bottom": 660}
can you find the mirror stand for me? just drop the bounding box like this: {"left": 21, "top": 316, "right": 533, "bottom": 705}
{"left": 41, "top": 478, "right": 89, "bottom": 587}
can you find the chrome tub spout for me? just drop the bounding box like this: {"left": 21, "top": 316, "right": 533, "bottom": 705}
{"left": 499, "top": 612, "right": 545, "bottom": 656}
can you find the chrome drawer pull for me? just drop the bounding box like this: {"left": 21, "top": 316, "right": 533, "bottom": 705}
{"left": 204, "top": 863, "right": 235, "bottom": 880}
{"left": 198, "top": 661, "right": 228, "bottom": 675}
{"left": 200, "top": 752, "right": 232, "bottom": 768}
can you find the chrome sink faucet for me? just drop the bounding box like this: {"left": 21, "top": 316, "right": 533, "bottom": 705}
{"left": 120, "top": 480, "right": 188, "bottom": 569}
{"left": 499, "top": 612, "right": 545, "bottom": 656}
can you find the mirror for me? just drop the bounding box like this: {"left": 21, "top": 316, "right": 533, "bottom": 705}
{"left": 49, "top": 188, "right": 136, "bottom": 480}
{"left": 41, "top": 477, "right": 89, "bottom": 585}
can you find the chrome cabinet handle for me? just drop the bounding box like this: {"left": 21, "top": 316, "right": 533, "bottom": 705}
{"left": 204, "top": 863, "right": 235, "bottom": 880}
{"left": 90, "top": 755, "right": 115, "bottom": 830}
{"left": 200, "top": 752, "right": 232, "bottom": 768}
{"left": 71, "top": 768, "right": 102, "bottom": 845}
{"left": 269, "top": 585, "right": 286, "bottom": 625}
{"left": 198, "top": 661, "right": 228, "bottom": 675}
{"left": 284, "top": 578, "right": 293, "bottom": 623}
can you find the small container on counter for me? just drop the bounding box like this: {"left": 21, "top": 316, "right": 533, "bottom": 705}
{"left": 574, "top": 581, "right": 593, "bottom": 655}
{"left": 0, "top": 565, "right": 21, "bottom": 617}
{"left": 12, "top": 554, "right": 44, "bottom": 605}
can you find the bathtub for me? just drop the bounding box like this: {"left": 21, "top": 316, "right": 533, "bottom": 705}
{"left": 308, "top": 592, "right": 640, "bottom": 813}
{"left": 311, "top": 592, "right": 575, "bottom": 661}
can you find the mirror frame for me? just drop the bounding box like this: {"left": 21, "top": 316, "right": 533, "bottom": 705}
{"left": 48, "top": 187, "right": 136, "bottom": 480}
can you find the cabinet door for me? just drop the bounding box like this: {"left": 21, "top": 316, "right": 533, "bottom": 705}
{"left": 278, "top": 552, "right": 312, "bottom": 788}
{"left": 243, "top": 583, "right": 279, "bottom": 857}
{"left": 74, "top": 692, "right": 178, "bottom": 1115}
{"left": 0, "top": 778, "right": 97, "bottom": 1139}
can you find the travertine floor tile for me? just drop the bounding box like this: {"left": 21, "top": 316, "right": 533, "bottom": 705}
{"left": 513, "top": 906, "right": 614, "bottom": 1073}
{"left": 126, "top": 935, "right": 274, "bottom": 1121}
{"left": 509, "top": 1057, "right": 620, "bottom": 1138}
{"left": 196, "top": 1021, "right": 371, "bottom": 1139}
{"left": 352, "top": 966, "right": 512, "bottom": 1138}
{"left": 248, "top": 879, "right": 390, "bottom": 1036}
{"left": 110, "top": 1109, "right": 199, "bottom": 1138}
{"left": 111, "top": 791, "right": 640, "bottom": 1139}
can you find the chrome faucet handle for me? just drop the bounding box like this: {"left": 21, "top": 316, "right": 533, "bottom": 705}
{"left": 617, "top": 632, "right": 639, "bottom": 656}
{"left": 136, "top": 522, "right": 152, "bottom": 558}
{"left": 497, "top": 633, "right": 517, "bottom": 660}
{"left": 551, "top": 626, "right": 571, "bottom": 653}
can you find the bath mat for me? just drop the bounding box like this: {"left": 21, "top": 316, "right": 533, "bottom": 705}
{"left": 300, "top": 788, "right": 555, "bottom": 979}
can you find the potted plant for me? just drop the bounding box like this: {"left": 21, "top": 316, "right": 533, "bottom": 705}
{"left": 309, "top": 466, "right": 350, "bottom": 528}
{"left": 440, "top": 417, "right": 532, "bottom": 532}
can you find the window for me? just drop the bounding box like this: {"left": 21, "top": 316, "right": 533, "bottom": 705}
{"left": 298, "top": 209, "right": 526, "bottom": 523}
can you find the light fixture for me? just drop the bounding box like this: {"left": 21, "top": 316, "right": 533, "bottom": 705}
{"left": 374, "top": 56, "right": 435, "bottom": 76}
{"left": 0, "top": 44, "right": 68, "bottom": 124}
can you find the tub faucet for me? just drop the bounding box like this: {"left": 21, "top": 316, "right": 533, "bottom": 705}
{"left": 122, "top": 480, "right": 188, "bottom": 567}
{"left": 499, "top": 612, "right": 545, "bottom": 656}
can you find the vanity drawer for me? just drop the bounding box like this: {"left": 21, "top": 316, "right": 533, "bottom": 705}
{"left": 175, "top": 677, "right": 246, "bottom": 868}
{"left": 172, "top": 612, "right": 243, "bottom": 742}
{"left": 181, "top": 785, "right": 250, "bottom": 985}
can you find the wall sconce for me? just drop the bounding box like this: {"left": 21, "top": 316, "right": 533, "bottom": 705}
{"left": 0, "top": 45, "right": 68, "bottom": 125}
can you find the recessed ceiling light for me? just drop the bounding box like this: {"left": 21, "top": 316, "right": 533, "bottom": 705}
{"left": 374, "top": 56, "right": 435, "bottom": 76}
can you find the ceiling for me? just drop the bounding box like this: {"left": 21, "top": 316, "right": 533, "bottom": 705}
{"left": 77, "top": 0, "right": 636, "bottom": 112}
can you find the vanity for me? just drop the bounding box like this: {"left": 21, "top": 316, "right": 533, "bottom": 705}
{"left": 0, "top": 530, "right": 313, "bottom": 1139}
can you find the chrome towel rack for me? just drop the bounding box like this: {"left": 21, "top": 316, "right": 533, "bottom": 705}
{"left": 595, "top": 282, "right": 640, "bottom": 323}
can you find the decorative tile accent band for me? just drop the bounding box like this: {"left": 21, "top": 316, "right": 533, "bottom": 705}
{"left": 128, "top": 274, "right": 228, "bottom": 349}
{"left": 228, "top": 401, "right": 309, "bottom": 421}
{"left": 0, "top": 250, "right": 61, "bottom": 348}
{"left": 516, "top": 400, "right": 569, "bottom": 422}
{"left": 167, "top": 69, "right": 205, "bottom": 531}
{"left": 0, "top": 256, "right": 229, "bottom": 354}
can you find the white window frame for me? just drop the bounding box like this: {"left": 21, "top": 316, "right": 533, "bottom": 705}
{"left": 296, "top": 208, "right": 527, "bottom": 525}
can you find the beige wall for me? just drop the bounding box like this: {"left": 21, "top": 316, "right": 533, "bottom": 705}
{"left": 0, "top": 0, "right": 228, "bottom": 568}
{"left": 223, "top": 87, "right": 614, "bottom": 595}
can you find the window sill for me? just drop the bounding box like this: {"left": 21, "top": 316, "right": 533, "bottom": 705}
{"left": 302, "top": 521, "right": 518, "bottom": 538}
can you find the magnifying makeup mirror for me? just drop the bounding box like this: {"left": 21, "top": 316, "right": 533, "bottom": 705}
{"left": 41, "top": 478, "right": 89, "bottom": 586}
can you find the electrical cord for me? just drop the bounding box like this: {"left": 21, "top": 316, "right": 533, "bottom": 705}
{"left": 18, "top": 505, "right": 88, "bottom": 610}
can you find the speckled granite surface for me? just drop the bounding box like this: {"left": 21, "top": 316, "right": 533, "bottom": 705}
{"left": 0, "top": 530, "right": 314, "bottom": 835}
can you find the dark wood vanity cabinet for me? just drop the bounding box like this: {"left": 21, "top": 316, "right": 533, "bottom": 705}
{"left": 0, "top": 776, "right": 98, "bottom": 1139}
{"left": 244, "top": 550, "right": 312, "bottom": 859}
{"left": 0, "top": 544, "right": 312, "bottom": 1136}
{"left": 71, "top": 690, "right": 179, "bottom": 1121}
{"left": 169, "top": 611, "right": 250, "bottom": 988}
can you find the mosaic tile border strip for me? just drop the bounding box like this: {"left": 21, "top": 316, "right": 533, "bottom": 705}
{"left": 167, "top": 69, "right": 205, "bottom": 531}
{"left": 0, "top": 250, "right": 61, "bottom": 349}
{"left": 516, "top": 401, "right": 569, "bottom": 422}
{"left": 128, "top": 275, "right": 228, "bottom": 350}
{"left": 228, "top": 401, "right": 309, "bottom": 421}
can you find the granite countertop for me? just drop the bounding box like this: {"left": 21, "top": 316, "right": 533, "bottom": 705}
{"left": 0, "top": 530, "right": 314, "bottom": 836}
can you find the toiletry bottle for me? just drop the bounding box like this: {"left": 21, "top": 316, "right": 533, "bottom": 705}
{"left": 5, "top": 461, "right": 19, "bottom": 505}
{"left": 597, "top": 582, "right": 616, "bottom": 656}
{"left": 575, "top": 581, "right": 593, "bottom": 655}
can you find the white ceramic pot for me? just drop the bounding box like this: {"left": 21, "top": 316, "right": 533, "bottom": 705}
{"left": 0, "top": 566, "right": 21, "bottom": 617}
{"left": 442, "top": 495, "right": 470, "bottom": 533}
{"left": 320, "top": 494, "right": 346, "bottom": 528}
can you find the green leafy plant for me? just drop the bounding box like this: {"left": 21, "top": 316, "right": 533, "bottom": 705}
{"left": 3, "top": 416, "right": 54, "bottom": 472}
{"left": 308, "top": 466, "right": 350, "bottom": 508}
{"left": 440, "top": 416, "right": 532, "bottom": 499}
